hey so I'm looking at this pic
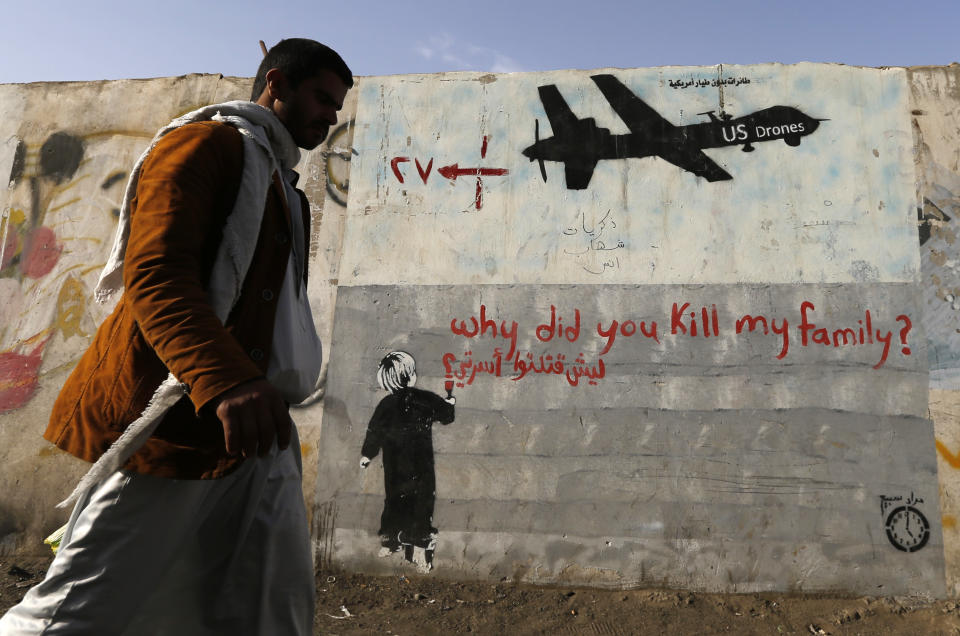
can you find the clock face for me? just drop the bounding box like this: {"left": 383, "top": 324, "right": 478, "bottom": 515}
{"left": 885, "top": 506, "right": 930, "bottom": 553}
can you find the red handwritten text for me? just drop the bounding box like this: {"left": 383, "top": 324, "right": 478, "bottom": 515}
{"left": 736, "top": 313, "right": 790, "bottom": 359}
{"left": 536, "top": 305, "right": 580, "bottom": 343}
{"left": 440, "top": 348, "right": 605, "bottom": 387}
{"left": 797, "top": 302, "right": 902, "bottom": 369}
{"left": 597, "top": 318, "right": 659, "bottom": 355}
{"left": 450, "top": 304, "right": 518, "bottom": 361}
{"left": 442, "top": 300, "right": 913, "bottom": 389}
{"left": 671, "top": 303, "right": 720, "bottom": 337}
{"left": 387, "top": 136, "right": 509, "bottom": 209}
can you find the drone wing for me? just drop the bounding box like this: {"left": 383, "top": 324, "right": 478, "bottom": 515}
{"left": 590, "top": 74, "right": 675, "bottom": 136}
{"left": 538, "top": 84, "right": 580, "bottom": 136}
{"left": 656, "top": 147, "right": 732, "bottom": 182}
{"left": 591, "top": 74, "right": 732, "bottom": 181}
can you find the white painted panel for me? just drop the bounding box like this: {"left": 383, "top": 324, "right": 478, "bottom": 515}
{"left": 343, "top": 64, "right": 916, "bottom": 286}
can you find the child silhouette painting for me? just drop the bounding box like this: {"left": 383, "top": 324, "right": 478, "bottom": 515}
{"left": 361, "top": 351, "right": 455, "bottom": 572}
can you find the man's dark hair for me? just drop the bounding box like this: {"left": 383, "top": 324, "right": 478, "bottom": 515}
{"left": 251, "top": 39, "right": 354, "bottom": 101}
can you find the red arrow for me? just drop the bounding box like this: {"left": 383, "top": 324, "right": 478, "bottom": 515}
{"left": 437, "top": 163, "right": 509, "bottom": 181}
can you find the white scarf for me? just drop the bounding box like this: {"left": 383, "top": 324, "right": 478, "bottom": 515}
{"left": 59, "top": 101, "right": 300, "bottom": 508}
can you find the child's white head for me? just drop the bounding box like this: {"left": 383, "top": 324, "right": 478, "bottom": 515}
{"left": 377, "top": 351, "right": 417, "bottom": 393}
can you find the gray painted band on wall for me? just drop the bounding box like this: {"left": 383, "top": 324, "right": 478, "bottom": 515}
{"left": 317, "top": 283, "right": 940, "bottom": 595}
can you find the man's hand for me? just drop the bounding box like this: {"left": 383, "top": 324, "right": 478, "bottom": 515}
{"left": 214, "top": 378, "right": 291, "bottom": 457}
{"left": 360, "top": 457, "right": 371, "bottom": 469}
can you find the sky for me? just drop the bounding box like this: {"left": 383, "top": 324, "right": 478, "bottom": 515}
{"left": 2, "top": 0, "right": 958, "bottom": 84}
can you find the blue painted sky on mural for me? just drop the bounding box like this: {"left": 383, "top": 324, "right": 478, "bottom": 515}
{"left": 3, "top": 0, "right": 958, "bottom": 83}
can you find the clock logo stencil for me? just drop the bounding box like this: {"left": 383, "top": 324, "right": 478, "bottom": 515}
{"left": 880, "top": 493, "right": 931, "bottom": 553}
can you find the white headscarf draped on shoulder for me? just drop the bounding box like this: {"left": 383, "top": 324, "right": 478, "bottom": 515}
{"left": 59, "top": 101, "right": 300, "bottom": 508}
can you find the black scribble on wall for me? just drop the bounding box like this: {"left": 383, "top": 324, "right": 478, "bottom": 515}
{"left": 100, "top": 170, "right": 127, "bottom": 190}
{"left": 918, "top": 197, "right": 952, "bottom": 246}
{"left": 361, "top": 351, "right": 455, "bottom": 573}
{"left": 8, "top": 138, "right": 25, "bottom": 187}
{"left": 39, "top": 132, "right": 84, "bottom": 185}
{"left": 522, "top": 74, "right": 826, "bottom": 189}
{"left": 2, "top": 131, "right": 85, "bottom": 277}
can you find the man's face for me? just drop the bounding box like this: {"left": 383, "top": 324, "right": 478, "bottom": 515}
{"left": 273, "top": 69, "right": 349, "bottom": 150}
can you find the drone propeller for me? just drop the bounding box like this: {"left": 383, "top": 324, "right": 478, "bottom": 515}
{"left": 535, "top": 119, "right": 547, "bottom": 183}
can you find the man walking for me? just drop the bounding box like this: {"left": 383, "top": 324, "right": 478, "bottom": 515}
{"left": 0, "top": 38, "right": 351, "bottom": 635}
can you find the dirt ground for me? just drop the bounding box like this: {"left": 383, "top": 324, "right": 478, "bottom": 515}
{"left": 3, "top": 555, "right": 960, "bottom": 635}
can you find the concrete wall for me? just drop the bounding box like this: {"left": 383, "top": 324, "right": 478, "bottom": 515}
{"left": 1, "top": 61, "right": 958, "bottom": 597}
{"left": 909, "top": 64, "right": 960, "bottom": 596}
{"left": 319, "top": 62, "right": 951, "bottom": 597}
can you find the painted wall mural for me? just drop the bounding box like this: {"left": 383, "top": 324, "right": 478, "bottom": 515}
{"left": 0, "top": 64, "right": 956, "bottom": 596}
{"left": 322, "top": 283, "right": 938, "bottom": 593}
{"left": 444, "top": 297, "right": 915, "bottom": 389}
{"left": 317, "top": 63, "right": 949, "bottom": 596}
{"left": 522, "top": 73, "right": 824, "bottom": 187}
{"left": 0, "top": 128, "right": 146, "bottom": 414}
{"left": 341, "top": 64, "right": 916, "bottom": 288}
{"left": 360, "top": 351, "right": 455, "bottom": 573}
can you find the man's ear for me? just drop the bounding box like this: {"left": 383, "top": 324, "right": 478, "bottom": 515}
{"left": 264, "top": 68, "right": 288, "bottom": 101}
